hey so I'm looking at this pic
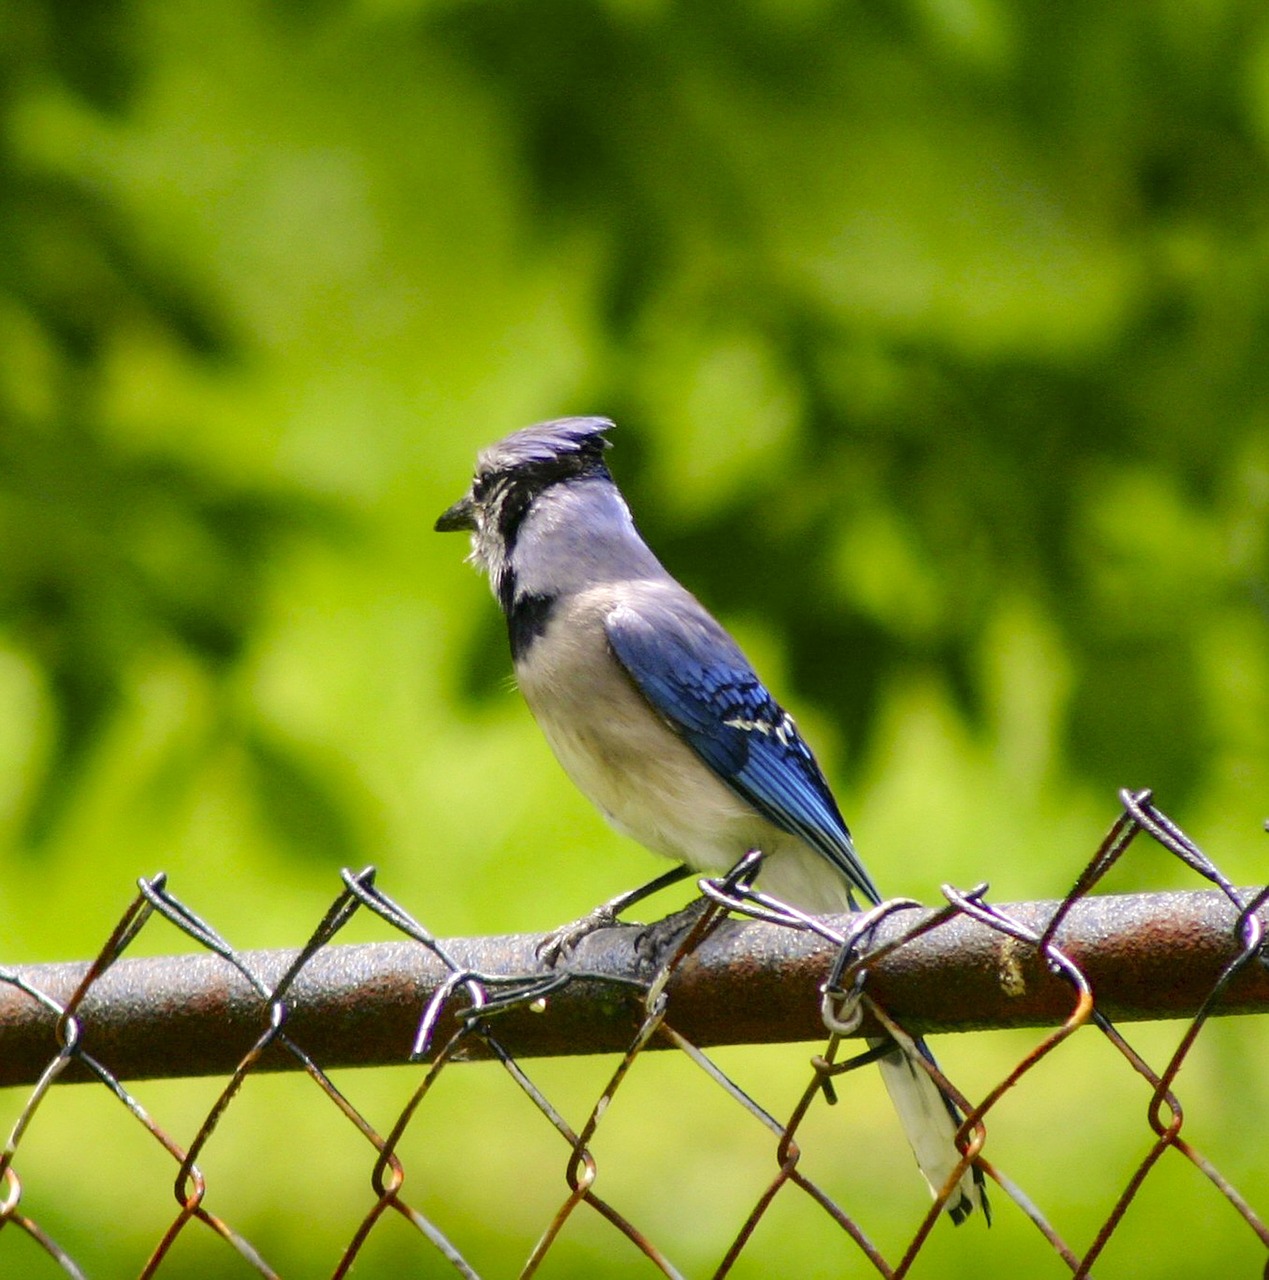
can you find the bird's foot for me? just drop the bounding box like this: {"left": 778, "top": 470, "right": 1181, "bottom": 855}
{"left": 537, "top": 896, "right": 715, "bottom": 978}
{"left": 536, "top": 864, "right": 694, "bottom": 969}
{"left": 631, "top": 897, "right": 714, "bottom": 970}
{"left": 536, "top": 903, "right": 626, "bottom": 967}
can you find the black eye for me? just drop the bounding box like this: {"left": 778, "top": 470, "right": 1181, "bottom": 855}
{"left": 471, "top": 473, "right": 493, "bottom": 503}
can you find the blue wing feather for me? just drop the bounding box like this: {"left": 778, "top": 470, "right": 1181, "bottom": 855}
{"left": 604, "top": 600, "right": 880, "bottom": 905}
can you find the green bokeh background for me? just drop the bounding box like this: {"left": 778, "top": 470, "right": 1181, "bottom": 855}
{"left": 2, "top": 0, "right": 1268, "bottom": 1275}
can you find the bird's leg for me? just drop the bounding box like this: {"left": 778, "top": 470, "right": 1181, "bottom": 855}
{"left": 630, "top": 849, "right": 765, "bottom": 969}
{"left": 536, "top": 864, "right": 693, "bottom": 966}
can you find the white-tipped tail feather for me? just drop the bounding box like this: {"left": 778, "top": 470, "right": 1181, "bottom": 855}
{"left": 873, "top": 1038, "right": 988, "bottom": 1224}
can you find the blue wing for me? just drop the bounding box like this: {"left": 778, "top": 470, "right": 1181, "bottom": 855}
{"left": 604, "top": 599, "right": 880, "bottom": 906}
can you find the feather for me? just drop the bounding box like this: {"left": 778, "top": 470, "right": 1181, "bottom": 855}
{"left": 603, "top": 597, "right": 881, "bottom": 907}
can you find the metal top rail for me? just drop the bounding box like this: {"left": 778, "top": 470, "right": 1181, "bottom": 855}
{"left": 4, "top": 885, "right": 1266, "bottom": 1087}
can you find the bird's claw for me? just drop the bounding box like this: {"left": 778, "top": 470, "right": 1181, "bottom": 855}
{"left": 536, "top": 903, "right": 623, "bottom": 967}
{"left": 630, "top": 897, "right": 713, "bottom": 964}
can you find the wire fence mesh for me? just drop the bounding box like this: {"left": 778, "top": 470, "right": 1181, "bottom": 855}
{"left": 2, "top": 788, "right": 1267, "bottom": 1278}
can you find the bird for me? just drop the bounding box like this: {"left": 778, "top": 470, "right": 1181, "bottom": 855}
{"left": 435, "top": 414, "right": 987, "bottom": 1225}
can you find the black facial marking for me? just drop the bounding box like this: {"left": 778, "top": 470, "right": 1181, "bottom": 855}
{"left": 486, "top": 453, "right": 611, "bottom": 555}
{"left": 508, "top": 592, "right": 557, "bottom": 661}
{"left": 492, "top": 476, "right": 535, "bottom": 551}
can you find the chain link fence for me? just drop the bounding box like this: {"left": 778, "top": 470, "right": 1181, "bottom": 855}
{"left": 2, "top": 789, "right": 1268, "bottom": 1277}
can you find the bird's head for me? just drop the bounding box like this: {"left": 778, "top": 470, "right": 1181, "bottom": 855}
{"left": 435, "top": 416, "right": 615, "bottom": 599}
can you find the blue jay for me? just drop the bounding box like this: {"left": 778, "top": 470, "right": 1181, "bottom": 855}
{"left": 436, "top": 415, "right": 986, "bottom": 1225}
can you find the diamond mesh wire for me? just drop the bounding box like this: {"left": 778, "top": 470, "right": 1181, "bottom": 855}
{"left": 1, "top": 789, "right": 1267, "bottom": 1277}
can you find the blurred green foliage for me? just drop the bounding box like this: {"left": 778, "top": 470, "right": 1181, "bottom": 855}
{"left": 1, "top": 0, "right": 1268, "bottom": 1276}
{"left": 1, "top": 0, "right": 352, "bottom": 853}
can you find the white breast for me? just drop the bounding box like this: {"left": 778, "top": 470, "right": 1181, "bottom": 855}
{"left": 514, "top": 586, "right": 851, "bottom": 914}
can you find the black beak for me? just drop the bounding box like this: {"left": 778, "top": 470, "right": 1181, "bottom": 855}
{"left": 434, "top": 493, "right": 477, "bottom": 533}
